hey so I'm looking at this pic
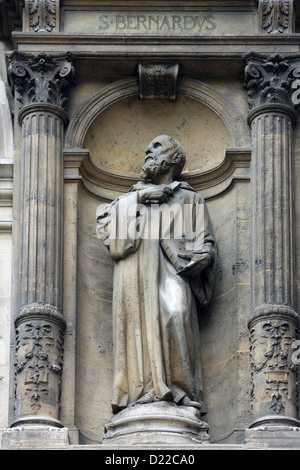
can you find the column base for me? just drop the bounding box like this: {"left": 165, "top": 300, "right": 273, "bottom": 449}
{"left": 102, "top": 401, "right": 210, "bottom": 446}
{"left": 1, "top": 426, "right": 70, "bottom": 448}
{"left": 1, "top": 417, "right": 70, "bottom": 448}
{"left": 245, "top": 416, "right": 300, "bottom": 449}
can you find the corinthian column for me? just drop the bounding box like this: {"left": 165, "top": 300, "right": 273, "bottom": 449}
{"left": 243, "top": 53, "right": 300, "bottom": 442}
{"left": 2, "top": 51, "right": 75, "bottom": 448}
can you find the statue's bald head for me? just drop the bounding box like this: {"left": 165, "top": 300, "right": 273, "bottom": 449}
{"left": 163, "top": 135, "right": 186, "bottom": 177}
{"left": 141, "top": 135, "right": 186, "bottom": 180}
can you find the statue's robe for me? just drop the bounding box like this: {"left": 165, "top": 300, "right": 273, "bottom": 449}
{"left": 96, "top": 181, "right": 216, "bottom": 413}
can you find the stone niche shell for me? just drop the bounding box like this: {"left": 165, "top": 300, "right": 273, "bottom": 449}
{"left": 84, "top": 94, "right": 233, "bottom": 176}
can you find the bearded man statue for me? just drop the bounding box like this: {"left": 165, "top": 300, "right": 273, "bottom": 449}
{"left": 96, "top": 135, "right": 216, "bottom": 416}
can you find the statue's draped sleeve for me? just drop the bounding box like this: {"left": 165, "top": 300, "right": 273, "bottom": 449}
{"left": 96, "top": 191, "right": 143, "bottom": 260}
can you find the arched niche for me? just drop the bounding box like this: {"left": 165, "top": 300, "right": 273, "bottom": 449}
{"left": 65, "top": 77, "right": 251, "bottom": 200}
{"left": 85, "top": 95, "right": 232, "bottom": 174}
{"left": 66, "top": 76, "right": 249, "bottom": 153}
{"left": 66, "top": 76, "right": 252, "bottom": 444}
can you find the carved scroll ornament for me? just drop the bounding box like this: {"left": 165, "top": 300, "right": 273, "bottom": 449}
{"left": 243, "top": 52, "right": 300, "bottom": 113}
{"left": 8, "top": 51, "right": 75, "bottom": 115}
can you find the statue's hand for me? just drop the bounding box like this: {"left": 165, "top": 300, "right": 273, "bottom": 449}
{"left": 177, "top": 252, "right": 211, "bottom": 277}
{"left": 139, "top": 186, "right": 173, "bottom": 204}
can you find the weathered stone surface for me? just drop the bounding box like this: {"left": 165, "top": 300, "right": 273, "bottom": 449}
{"left": 245, "top": 425, "right": 300, "bottom": 448}
{"left": 1, "top": 425, "right": 69, "bottom": 448}
{"left": 258, "top": 0, "right": 295, "bottom": 34}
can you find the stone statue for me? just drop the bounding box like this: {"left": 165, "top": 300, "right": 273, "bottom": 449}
{"left": 96, "top": 135, "right": 216, "bottom": 416}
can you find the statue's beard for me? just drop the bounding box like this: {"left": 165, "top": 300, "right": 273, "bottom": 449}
{"left": 140, "top": 159, "right": 171, "bottom": 180}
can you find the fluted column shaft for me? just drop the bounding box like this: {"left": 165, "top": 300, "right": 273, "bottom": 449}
{"left": 8, "top": 52, "right": 75, "bottom": 428}
{"left": 19, "top": 109, "right": 64, "bottom": 310}
{"left": 244, "top": 53, "right": 300, "bottom": 428}
{"left": 251, "top": 110, "right": 294, "bottom": 309}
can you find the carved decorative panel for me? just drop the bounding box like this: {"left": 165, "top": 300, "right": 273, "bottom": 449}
{"left": 14, "top": 308, "right": 65, "bottom": 422}
{"left": 25, "top": 0, "right": 60, "bottom": 33}
{"left": 249, "top": 309, "right": 299, "bottom": 424}
{"left": 138, "top": 63, "right": 179, "bottom": 100}
{"left": 259, "top": 0, "right": 295, "bottom": 34}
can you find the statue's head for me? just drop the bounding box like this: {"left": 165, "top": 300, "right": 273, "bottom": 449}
{"left": 141, "top": 135, "right": 186, "bottom": 181}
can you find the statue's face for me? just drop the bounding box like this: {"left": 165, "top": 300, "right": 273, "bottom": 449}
{"left": 141, "top": 135, "right": 176, "bottom": 180}
{"left": 144, "top": 135, "right": 175, "bottom": 166}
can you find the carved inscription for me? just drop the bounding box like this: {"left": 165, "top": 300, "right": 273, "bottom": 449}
{"left": 98, "top": 13, "right": 217, "bottom": 33}
{"left": 63, "top": 10, "right": 255, "bottom": 35}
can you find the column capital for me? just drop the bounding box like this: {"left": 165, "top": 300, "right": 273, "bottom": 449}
{"left": 243, "top": 52, "right": 300, "bottom": 122}
{"left": 7, "top": 51, "right": 75, "bottom": 120}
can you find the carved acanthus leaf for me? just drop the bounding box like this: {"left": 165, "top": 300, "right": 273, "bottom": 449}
{"left": 28, "top": 0, "right": 40, "bottom": 30}
{"left": 26, "top": 0, "right": 58, "bottom": 32}
{"left": 260, "top": 0, "right": 294, "bottom": 34}
{"left": 45, "top": 0, "right": 57, "bottom": 31}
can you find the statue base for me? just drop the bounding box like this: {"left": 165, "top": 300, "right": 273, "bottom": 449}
{"left": 102, "top": 401, "right": 210, "bottom": 446}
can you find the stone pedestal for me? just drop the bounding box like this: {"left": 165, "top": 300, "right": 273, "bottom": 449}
{"left": 102, "top": 402, "right": 210, "bottom": 446}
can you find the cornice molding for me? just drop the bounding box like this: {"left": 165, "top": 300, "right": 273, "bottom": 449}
{"left": 64, "top": 147, "right": 251, "bottom": 201}
{"left": 11, "top": 31, "right": 300, "bottom": 46}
